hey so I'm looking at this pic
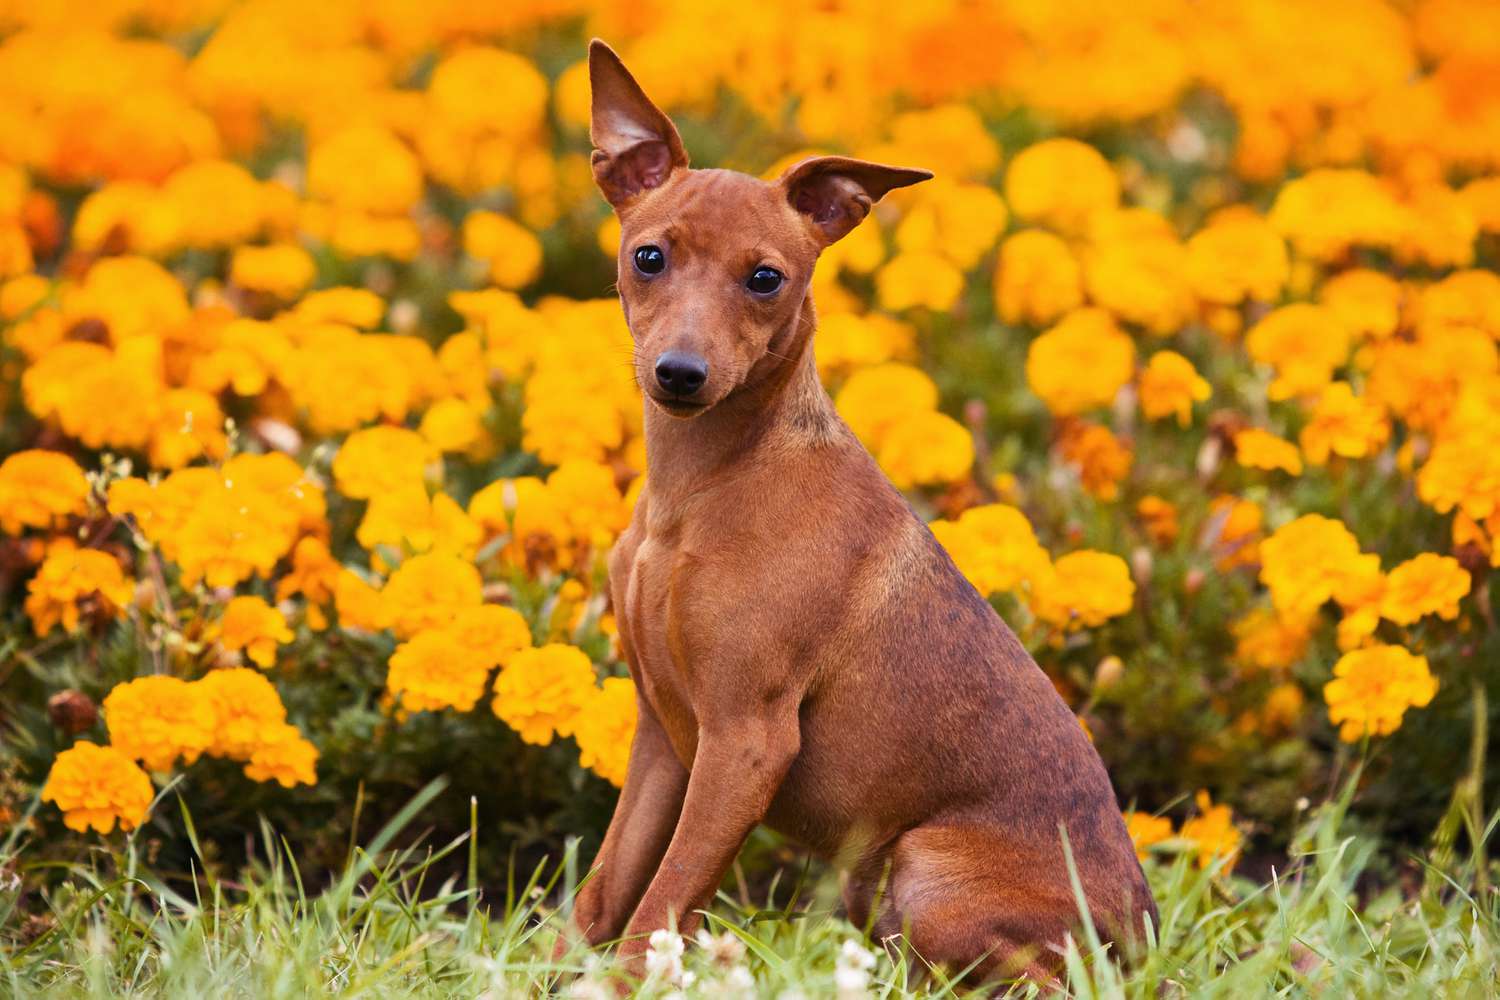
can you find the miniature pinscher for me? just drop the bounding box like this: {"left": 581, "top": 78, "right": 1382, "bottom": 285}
{"left": 570, "top": 39, "right": 1156, "bottom": 984}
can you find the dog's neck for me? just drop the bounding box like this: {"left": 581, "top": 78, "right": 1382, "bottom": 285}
{"left": 641, "top": 295, "right": 839, "bottom": 507}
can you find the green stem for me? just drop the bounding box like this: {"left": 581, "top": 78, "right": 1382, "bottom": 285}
{"left": 1468, "top": 676, "right": 1489, "bottom": 894}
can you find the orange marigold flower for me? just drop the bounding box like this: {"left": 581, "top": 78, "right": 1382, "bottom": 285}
{"left": 277, "top": 537, "right": 341, "bottom": 630}
{"left": 574, "top": 676, "right": 639, "bottom": 788}
{"left": 387, "top": 628, "right": 493, "bottom": 713}
{"left": 1245, "top": 304, "right": 1352, "bottom": 401}
{"left": 930, "top": 504, "right": 1051, "bottom": 598}
{"left": 1138, "top": 351, "right": 1210, "bottom": 426}
{"left": 491, "top": 643, "right": 597, "bottom": 746}
{"left": 332, "top": 425, "right": 437, "bottom": 501}
{"left": 1179, "top": 790, "right": 1242, "bottom": 870}
{"left": 1136, "top": 495, "right": 1179, "bottom": 546}
{"left": 446, "top": 604, "right": 534, "bottom": 671}
{"left": 103, "top": 676, "right": 215, "bottom": 773}
{"left": 230, "top": 243, "right": 316, "bottom": 299}
{"left": 1299, "top": 382, "right": 1390, "bottom": 466}
{"left": 993, "top": 229, "right": 1082, "bottom": 327}
{"left": 1380, "top": 553, "right": 1470, "bottom": 625}
{"left": 24, "top": 545, "right": 134, "bottom": 636}
{"left": 1122, "top": 811, "right": 1173, "bottom": 862}
{"left": 213, "top": 595, "right": 293, "bottom": 669}
{"left": 1058, "top": 421, "right": 1132, "bottom": 501}
{"left": 242, "top": 721, "right": 319, "bottom": 787}
{"left": 1233, "top": 429, "right": 1303, "bottom": 476}
{"left": 1032, "top": 550, "right": 1135, "bottom": 630}
{"left": 1232, "top": 606, "right": 1316, "bottom": 673}
{"left": 1323, "top": 644, "right": 1437, "bottom": 742}
{"left": 1258, "top": 514, "right": 1366, "bottom": 617}
{"left": 41, "top": 741, "right": 154, "bottom": 834}
{"left": 197, "top": 668, "right": 288, "bottom": 761}
{"left": 876, "top": 410, "right": 974, "bottom": 490}
{"left": 0, "top": 449, "right": 90, "bottom": 534}
{"left": 1185, "top": 209, "right": 1288, "bottom": 305}
{"left": 1005, "top": 139, "right": 1119, "bottom": 235}
{"left": 1206, "top": 495, "right": 1263, "bottom": 571}
{"left": 380, "top": 551, "right": 483, "bottom": 638}
{"left": 1026, "top": 308, "right": 1135, "bottom": 416}
{"left": 835, "top": 363, "right": 941, "bottom": 450}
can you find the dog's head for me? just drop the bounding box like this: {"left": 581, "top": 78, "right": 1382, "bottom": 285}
{"left": 589, "top": 40, "right": 931, "bottom": 418}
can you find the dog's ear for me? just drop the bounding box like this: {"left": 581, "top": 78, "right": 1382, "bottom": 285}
{"left": 780, "top": 156, "right": 932, "bottom": 245}
{"left": 589, "top": 39, "right": 688, "bottom": 210}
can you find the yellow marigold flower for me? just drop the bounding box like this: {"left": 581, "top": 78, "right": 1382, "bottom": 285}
{"left": 41, "top": 741, "right": 153, "bottom": 834}
{"left": 861, "top": 104, "right": 1000, "bottom": 183}
{"left": 290, "top": 287, "right": 386, "bottom": 329}
{"left": 1005, "top": 139, "right": 1119, "bottom": 235}
{"left": 1032, "top": 550, "right": 1136, "bottom": 631}
{"left": 1380, "top": 553, "right": 1470, "bottom": 625}
{"left": 1083, "top": 220, "right": 1194, "bottom": 336}
{"left": 197, "top": 668, "right": 287, "bottom": 761}
{"left": 277, "top": 537, "right": 340, "bottom": 630}
{"left": 1138, "top": 351, "right": 1210, "bottom": 426}
{"left": 1332, "top": 555, "right": 1385, "bottom": 651}
{"left": 1460, "top": 175, "right": 1500, "bottom": 235}
{"left": 993, "top": 229, "right": 1083, "bottom": 327}
{"left": 420, "top": 398, "right": 485, "bottom": 453}
{"left": 1245, "top": 304, "right": 1352, "bottom": 401}
{"left": 874, "top": 250, "right": 965, "bottom": 312}
{"left": 1397, "top": 184, "right": 1476, "bottom": 271}
{"left": 1185, "top": 209, "right": 1288, "bottom": 305}
{"left": 876, "top": 410, "right": 974, "bottom": 490}
{"left": 1269, "top": 168, "right": 1406, "bottom": 261}
{"left": 1058, "top": 421, "right": 1132, "bottom": 501}
{"left": 1136, "top": 495, "right": 1179, "bottom": 546}
{"left": 1123, "top": 811, "right": 1173, "bottom": 862}
{"left": 1299, "top": 382, "right": 1390, "bottom": 466}
{"left": 308, "top": 124, "right": 423, "bottom": 216}
{"left": 835, "top": 359, "right": 939, "bottom": 442}
{"left": 387, "top": 628, "right": 493, "bottom": 713}
{"left": 1179, "top": 790, "right": 1242, "bottom": 870}
{"left": 213, "top": 595, "right": 293, "bottom": 669}
{"left": 335, "top": 569, "right": 388, "bottom": 632}
{"left": 242, "top": 721, "right": 319, "bottom": 788}
{"left": 892, "top": 178, "right": 1008, "bottom": 271}
{"left": 333, "top": 425, "right": 436, "bottom": 500}
{"left": 1366, "top": 326, "right": 1496, "bottom": 434}
{"left": 815, "top": 312, "right": 914, "bottom": 377}
{"left": 23, "top": 340, "right": 162, "bottom": 452}
{"left": 547, "top": 460, "right": 630, "bottom": 545}
{"left": 62, "top": 255, "right": 188, "bottom": 343}
{"left": 1233, "top": 429, "right": 1303, "bottom": 476}
{"left": 448, "top": 604, "right": 533, "bottom": 671}
{"left": 150, "top": 387, "right": 228, "bottom": 470}
{"left": 931, "top": 504, "right": 1051, "bottom": 598}
{"left": 1232, "top": 606, "right": 1316, "bottom": 673}
{"left": 1324, "top": 644, "right": 1438, "bottom": 742}
{"left": 492, "top": 644, "right": 598, "bottom": 746}
{"left": 0, "top": 449, "right": 89, "bottom": 534}
{"left": 1258, "top": 514, "right": 1365, "bottom": 617}
{"left": 230, "top": 244, "right": 316, "bottom": 300}
{"left": 521, "top": 378, "right": 625, "bottom": 466}
{"left": 103, "top": 676, "right": 215, "bottom": 773}
{"left": 464, "top": 210, "right": 543, "bottom": 290}
{"left": 1318, "top": 269, "right": 1403, "bottom": 341}
{"left": 1418, "top": 269, "right": 1500, "bottom": 341}
{"left": 1026, "top": 308, "right": 1135, "bottom": 416}
{"left": 161, "top": 159, "right": 272, "bottom": 249}
{"left": 574, "top": 676, "right": 639, "bottom": 788}
{"left": 380, "top": 551, "right": 483, "bottom": 638}
{"left": 1417, "top": 391, "right": 1500, "bottom": 526}
{"left": 25, "top": 545, "right": 133, "bottom": 637}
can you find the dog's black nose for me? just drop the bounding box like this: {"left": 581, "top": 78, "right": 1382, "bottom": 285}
{"left": 654, "top": 351, "right": 708, "bottom": 396}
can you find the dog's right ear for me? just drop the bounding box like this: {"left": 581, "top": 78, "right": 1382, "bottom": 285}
{"left": 589, "top": 40, "right": 688, "bottom": 210}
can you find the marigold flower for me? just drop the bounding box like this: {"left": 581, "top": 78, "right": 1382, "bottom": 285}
{"left": 197, "top": 668, "right": 288, "bottom": 761}
{"left": 491, "top": 643, "right": 597, "bottom": 746}
{"left": 1318, "top": 269, "right": 1403, "bottom": 341}
{"left": 1299, "top": 382, "right": 1390, "bottom": 466}
{"left": 574, "top": 676, "right": 639, "bottom": 788}
{"left": 835, "top": 363, "right": 940, "bottom": 451}
{"left": 1233, "top": 429, "right": 1303, "bottom": 476}
{"left": 213, "top": 595, "right": 293, "bottom": 668}
{"left": 387, "top": 628, "right": 493, "bottom": 713}
{"left": 1269, "top": 168, "right": 1407, "bottom": 261}
{"left": 1179, "top": 790, "right": 1242, "bottom": 870}
{"left": 1005, "top": 139, "right": 1119, "bottom": 235}
{"left": 447, "top": 604, "right": 534, "bottom": 670}
{"left": 1245, "top": 304, "right": 1352, "bottom": 401}
{"left": 1057, "top": 421, "right": 1132, "bottom": 501}
{"left": 335, "top": 569, "right": 388, "bottom": 631}
{"left": 993, "top": 229, "right": 1083, "bottom": 327}
{"left": 380, "top": 551, "right": 483, "bottom": 638}
{"left": 1259, "top": 514, "right": 1367, "bottom": 617}
{"left": 25, "top": 545, "right": 134, "bottom": 636}
{"left": 1032, "top": 550, "right": 1135, "bottom": 630}
{"left": 892, "top": 178, "right": 1007, "bottom": 271}
{"left": 277, "top": 537, "right": 341, "bottom": 630}
{"left": 420, "top": 398, "right": 485, "bottom": 453}
{"left": 1026, "top": 308, "right": 1135, "bottom": 416}
{"left": 1332, "top": 555, "right": 1385, "bottom": 651}
{"left": 1138, "top": 351, "right": 1210, "bottom": 426}
{"left": 1136, "top": 495, "right": 1179, "bottom": 546}
{"left": 230, "top": 244, "right": 316, "bottom": 299}
{"left": 874, "top": 250, "right": 965, "bottom": 312}
{"left": 41, "top": 741, "right": 154, "bottom": 834}
{"left": 103, "top": 676, "right": 215, "bottom": 773}
{"left": 1420, "top": 269, "right": 1500, "bottom": 341}
{"left": 308, "top": 124, "right": 423, "bottom": 216}
{"left": 1185, "top": 209, "right": 1288, "bottom": 305}
{"left": 876, "top": 410, "right": 974, "bottom": 490}
{"left": 242, "top": 721, "right": 319, "bottom": 787}
{"left": 0, "top": 449, "right": 90, "bottom": 534}
{"left": 815, "top": 312, "right": 914, "bottom": 377}
{"left": 1084, "top": 218, "right": 1194, "bottom": 335}
{"left": 1207, "top": 494, "right": 1264, "bottom": 571}
{"left": 1324, "top": 644, "right": 1437, "bottom": 742}
{"left": 1123, "top": 811, "right": 1173, "bottom": 862}
{"left": 464, "top": 210, "right": 543, "bottom": 290}
{"left": 1380, "top": 553, "right": 1470, "bottom": 625}
{"left": 930, "top": 504, "right": 1051, "bottom": 598}
{"left": 1232, "top": 606, "right": 1316, "bottom": 673}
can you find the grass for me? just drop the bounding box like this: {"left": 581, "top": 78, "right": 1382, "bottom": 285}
{"left": 2, "top": 779, "right": 1497, "bottom": 998}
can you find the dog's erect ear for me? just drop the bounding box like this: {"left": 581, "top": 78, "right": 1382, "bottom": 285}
{"left": 780, "top": 156, "right": 933, "bottom": 245}
{"left": 589, "top": 39, "right": 688, "bottom": 209}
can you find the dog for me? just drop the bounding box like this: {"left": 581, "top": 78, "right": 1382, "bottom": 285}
{"left": 568, "top": 39, "right": 1157, "bottom": 985}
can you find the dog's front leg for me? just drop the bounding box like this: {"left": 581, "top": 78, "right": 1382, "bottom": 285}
{"left": 567, "top": 702, "right": 689, "bottom": 948}
{"left": 616, "top": 708, "right": 801, "bottom": 974}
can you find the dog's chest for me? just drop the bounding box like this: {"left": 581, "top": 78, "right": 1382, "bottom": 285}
{"left": 612, "top": 528, "right": 702, "bottom": 765}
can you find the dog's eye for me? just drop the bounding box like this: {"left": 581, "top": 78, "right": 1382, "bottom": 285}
{"left": 633, "top": 245, "right": 666, "bottom": 275}
{"left": 747, "top": 266, "right": 783, "bottom": 295}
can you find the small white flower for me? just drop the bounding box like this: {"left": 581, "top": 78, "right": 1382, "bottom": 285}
{"left": 833, "top": 964, "right": 870, "bottom": 997}
{"left": 646, "top": 928, "right": 688, "bottom": 984}
{"left": 838, "top": 939, "right": 877, "bottom": 971}
{"left": 695, "top": 928, "right": 747, "bottom": 967}
{"left": 725, "top": 966, "right": 754, "bottom": 991}
{"left": 775, "top": 990, "right": 809, "bottom": 1000}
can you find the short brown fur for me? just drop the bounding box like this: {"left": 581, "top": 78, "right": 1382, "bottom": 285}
{"left": 571, "top": 39, "right": 1156, "bottom": 985}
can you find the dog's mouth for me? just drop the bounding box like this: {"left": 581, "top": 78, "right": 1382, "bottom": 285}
{"left": 647, "top": 393, "right": 710, "bottom": 418}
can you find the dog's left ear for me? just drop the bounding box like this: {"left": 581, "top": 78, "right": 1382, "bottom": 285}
{"left": 780, "top": 156, "right": 933, "bottom": 246}
{"left": 589, "top": 39, "right": 689, "bottom": 210}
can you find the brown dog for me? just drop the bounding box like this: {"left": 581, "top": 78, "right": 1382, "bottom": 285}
{"left": 570, "top": 39, "right": 1156, "bottom": 984}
